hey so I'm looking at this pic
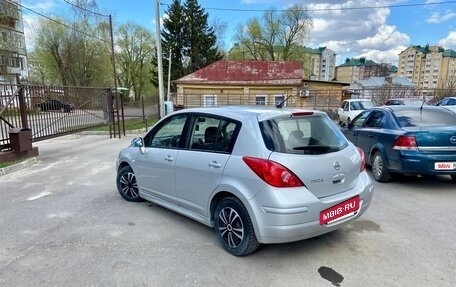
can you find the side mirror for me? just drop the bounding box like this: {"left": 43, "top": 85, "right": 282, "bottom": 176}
{"left": 131, "top": 137, "right": 144, "bottom": 147}
{"left": 131, "top": 137, "right": 146, "bottom": 154}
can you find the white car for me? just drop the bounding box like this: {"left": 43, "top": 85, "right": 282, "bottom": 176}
{"left": 435, "top": 96, "right": 456, "bottom": 113}
{"left": 338, "top": 99, "right": 375, "bottom": 124}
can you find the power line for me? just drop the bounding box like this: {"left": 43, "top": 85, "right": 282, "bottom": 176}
{"left": 159, "top": 1, "right": 456, "bottom": 12}
{"left": 62, "top": 0, "right": 110, "bottom": 18}
{"left": 6, "top": 0, "right": 109, "bottom": 44}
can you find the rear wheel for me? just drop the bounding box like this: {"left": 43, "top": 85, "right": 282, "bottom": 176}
{"left": 214, "top": 197, "right": 259, "bottom": 256}
{"left": 116, "top": 165, "right": 144, "bottom": 202}
{"left": 372, "top": 151, "right": 392, "bottom": 182}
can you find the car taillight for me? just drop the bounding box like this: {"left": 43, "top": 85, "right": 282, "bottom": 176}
{"left": 242, "top": 156, "right": 304, "bottom": 188}
{"left": 393, "top": 135, "right": 418, "bottom": 151}
{"left": 356, "top": 147, "right": 366, "bottom": 172}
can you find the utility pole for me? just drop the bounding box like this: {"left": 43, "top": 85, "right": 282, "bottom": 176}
{"left": 155, "top": 0, "right": 165, "bottom": 118}
{"left": 167, "top": 47, "right": 172, "bottom": 101}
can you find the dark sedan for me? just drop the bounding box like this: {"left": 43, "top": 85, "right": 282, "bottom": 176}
{"left": 342, "top": 105, "right": 456, "bottom": 182}
{"left": 36, "top": 99, "right": 75, "bottom": 113}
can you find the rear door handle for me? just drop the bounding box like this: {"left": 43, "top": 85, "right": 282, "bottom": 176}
{"left": 208, "top": 161, "right": 222, "bottom": 168}
{"left": 165, "top": 155, "right": 174, "bottom": 162}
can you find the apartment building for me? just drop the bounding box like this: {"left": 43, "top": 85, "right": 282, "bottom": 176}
{"left": 335, "top": 58, "right": 391, "bottom": 83}
{"left": 302, "top": 47, "right": 336, "bottom": 81}
{"left": 397, "top": 45, "right": 456, "bottom": 90}
{"left": 0, "top": 0, "right": 27, "bottom": 85}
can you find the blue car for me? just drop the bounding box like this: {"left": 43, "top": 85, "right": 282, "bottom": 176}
{"left": 343, "top": 105, "right": 456, "bottom": 182}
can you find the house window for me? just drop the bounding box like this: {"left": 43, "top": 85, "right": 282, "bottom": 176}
{"left": 274, "top": 95, "right": 285, "bottom": 107}
{"left": 203, "top": 95, "right": 217, "bottom": 107}
{"left": 255, "top": 95, "right": 267, "bottom": 105}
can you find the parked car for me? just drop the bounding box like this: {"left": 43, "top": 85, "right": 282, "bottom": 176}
{"left": 116, "top": 106, "right": 374, "bottom": 256}
{"left": 36, "top": 99, "right": 75, "bottom": 113}
{"left": 435, "top": 96, "right": 456, "bottom": 113}
{"left": 338, "top": 99, "right": 375, "bottom": 125}
{"left": 342, "top": 105, "right": 456, "bottom": 182}
{"left": 384, "top": 98, "right": 428, "bottom": 106}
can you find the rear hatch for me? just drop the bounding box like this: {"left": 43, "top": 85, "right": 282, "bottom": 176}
{"left": 259, "top": 112, "right": 363, "bottom": 199}
{"left": 269, "top": 144, "right": 361, "bottom": 198}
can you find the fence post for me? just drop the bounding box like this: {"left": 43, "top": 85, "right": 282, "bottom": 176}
{"left": 17, "top": 74, "right": 28, "bottom": 129}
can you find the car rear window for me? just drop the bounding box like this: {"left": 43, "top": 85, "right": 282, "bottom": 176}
{"left": 260, "top": 114, "right": 349, "bottom": 154}
{"left": 395, "top": 108, "right": 456, "bottom": 127}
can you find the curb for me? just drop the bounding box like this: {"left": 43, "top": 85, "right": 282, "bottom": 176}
{"left": 0, "top": 157, "right": 38, "bottom": 177}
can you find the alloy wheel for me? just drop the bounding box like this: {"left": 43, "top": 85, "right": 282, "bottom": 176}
{"left": 217, "top": 207, "right": 244, "bottom": 248}
{"left": 373, "top": 154, "right": 383, "bottom": 179}
{"left": 119, "top": 171, "right": 139, "bottom": 199}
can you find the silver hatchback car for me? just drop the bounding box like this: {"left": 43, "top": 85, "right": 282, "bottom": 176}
{"left": 116, "top": 106, "right": 374, "bottom": 256}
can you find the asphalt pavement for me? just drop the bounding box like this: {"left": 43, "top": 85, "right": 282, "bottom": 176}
{"left": 0, "top": 134, "right": 455, "bottom": 287}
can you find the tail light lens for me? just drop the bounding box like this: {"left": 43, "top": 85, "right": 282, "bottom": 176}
{"left": 393, "top": 135, "right": 418, "bottom": 151}
{"left": 242, "top": 156, "right": 304, "bottom": 188}
{"left": 356, "top": 147, "right": 366, "bottom": 172}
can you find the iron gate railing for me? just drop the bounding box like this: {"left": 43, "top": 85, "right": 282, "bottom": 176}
{"left": 0, "top": 82, "right": 115, "bottom": 150}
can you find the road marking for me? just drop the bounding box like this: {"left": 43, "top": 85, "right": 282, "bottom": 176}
{"left": 27, "top": 191, "right": 52, "bottom": 201}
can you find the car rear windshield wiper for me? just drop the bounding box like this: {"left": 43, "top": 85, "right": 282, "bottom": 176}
{"left": 293, "top": 145, "right": 339, "bottom": 153}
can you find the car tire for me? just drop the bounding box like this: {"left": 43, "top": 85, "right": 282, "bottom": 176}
{"left": 214, "top": 197, "right": 259, "bottom": 256}
{"left": 372, "top": 151, "right": 392, "bottom": 182}
{"left": 116, "top": 165, "right": 144, "bottom": 202}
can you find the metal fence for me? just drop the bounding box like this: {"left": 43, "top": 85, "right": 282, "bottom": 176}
{"left": 172, "top": 87, "right": 448, "bottom": 119}
{"left": 0, "top": 83, "right": 110, "bottom": 150}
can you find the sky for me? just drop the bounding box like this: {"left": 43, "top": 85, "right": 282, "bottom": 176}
{"left": 21, "top": 0, "right": 456, "bottom": 66}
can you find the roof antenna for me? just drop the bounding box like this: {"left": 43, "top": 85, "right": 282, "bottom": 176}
{"left": 276, "top": 94, "right": 293, "bottom": 108}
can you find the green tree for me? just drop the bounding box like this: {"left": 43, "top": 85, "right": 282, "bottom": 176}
{"left": 160, "top": 0, "right": 186, "bottom": 92}
{"left": 28, "top": 0, "right": 112, "bottom": 86}
{"left": 183, "top": 0, "right": 222, "bottom": 73}
{"left": 231, "top": 4, "right": 312, "bottom": 61}
{"left": 153, "top": 0, "right": 222, "bottom": 92}
{"left": 115, "top": 23, "right": 156, "bottom": 100}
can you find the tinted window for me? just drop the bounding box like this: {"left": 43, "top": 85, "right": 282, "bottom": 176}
{"left": 365, "top": 111, "right": 385, "bottom": 128}
{"left": 189, "top": 115, "right": 239, "bottom": 153}
{"left": 448, "top": 99, "right": 456, "bottom": 105}
{"left": 260, "top": 115, "right": 348, "bottom": 154}
{"left": 394, "top": 109, "right": 456, "bottom": 127}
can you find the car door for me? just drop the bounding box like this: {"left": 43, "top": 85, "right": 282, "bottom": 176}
{"left": 343, "top": 110, "right": 371, "bottom": 146}
{"left": 174, "top": 115, "right": 239, "bottom": 217}
{"left": 134, "top": 114, "right": 189, "bottom": 205}
{"left": 338, "top": 101, "right": 349, "bottom": 122}
{"left": 355, "top": 110, "right": 386, "bottom": 157}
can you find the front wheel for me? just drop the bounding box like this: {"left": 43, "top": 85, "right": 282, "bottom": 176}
{"left": 214, "top": 197, "right": 259, "bottom": 256}
{"left": 372, "top": 151, "right": 392, "bottom": 182}
{"left": 116, "top": 165, "right": 144, "bottom": 202}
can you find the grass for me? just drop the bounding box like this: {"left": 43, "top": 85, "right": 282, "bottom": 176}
{"left": 0, "top": 159, "right": 23, "bottom": 169}
{"left": 90, "top": 118, "right": 158, "bottom": 132}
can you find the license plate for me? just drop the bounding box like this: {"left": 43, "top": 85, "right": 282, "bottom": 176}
{"left": 320, "top": 196, "right": 360, "bottom": 225}
{"left": 434, "top": 162, "right": 456, "bottom": 170}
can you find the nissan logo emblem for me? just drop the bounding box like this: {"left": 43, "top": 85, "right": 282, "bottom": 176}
{"left": 451, "top": 136, "right": 456, "bottom": 144}
{"left": 333, "top": 161, "right": 341, "bottom": 171}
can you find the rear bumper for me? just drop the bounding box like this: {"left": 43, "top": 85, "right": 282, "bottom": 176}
{"left": 389, "top": 151, "right": 456, "bottom": 175}
{"left": 247, "top": 172, "right": 374, "bottom": 244}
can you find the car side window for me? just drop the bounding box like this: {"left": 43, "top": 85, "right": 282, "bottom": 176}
{"left": 438, "top": 99, "right": 448, "bottom": 106}
{"left": 352, "top": 111, "right": 371, "bottom": 128}
{"left": 144, "top": 114, "right": 187, "bottom": 148}
{"left": 343, "top": 102, "right": 349, "bottom": 111}
{"left": 364, "top": 111, "right": 384, "bottom": 128}
{"left": 189, "top": 115, "right": 239, "bottom": 153}
{"left": 449, "top": 99, "right": 456, "bottom": 105}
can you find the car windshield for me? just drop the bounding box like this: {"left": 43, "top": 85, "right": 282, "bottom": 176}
{"left": 260, "top": 114, "right": 348, "bottom": 154}
{"left": 351, "top": 101, "right": 374, "bottom": 110}
{"left": 395, "top": 108, "right": 456, "bottom": 127}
